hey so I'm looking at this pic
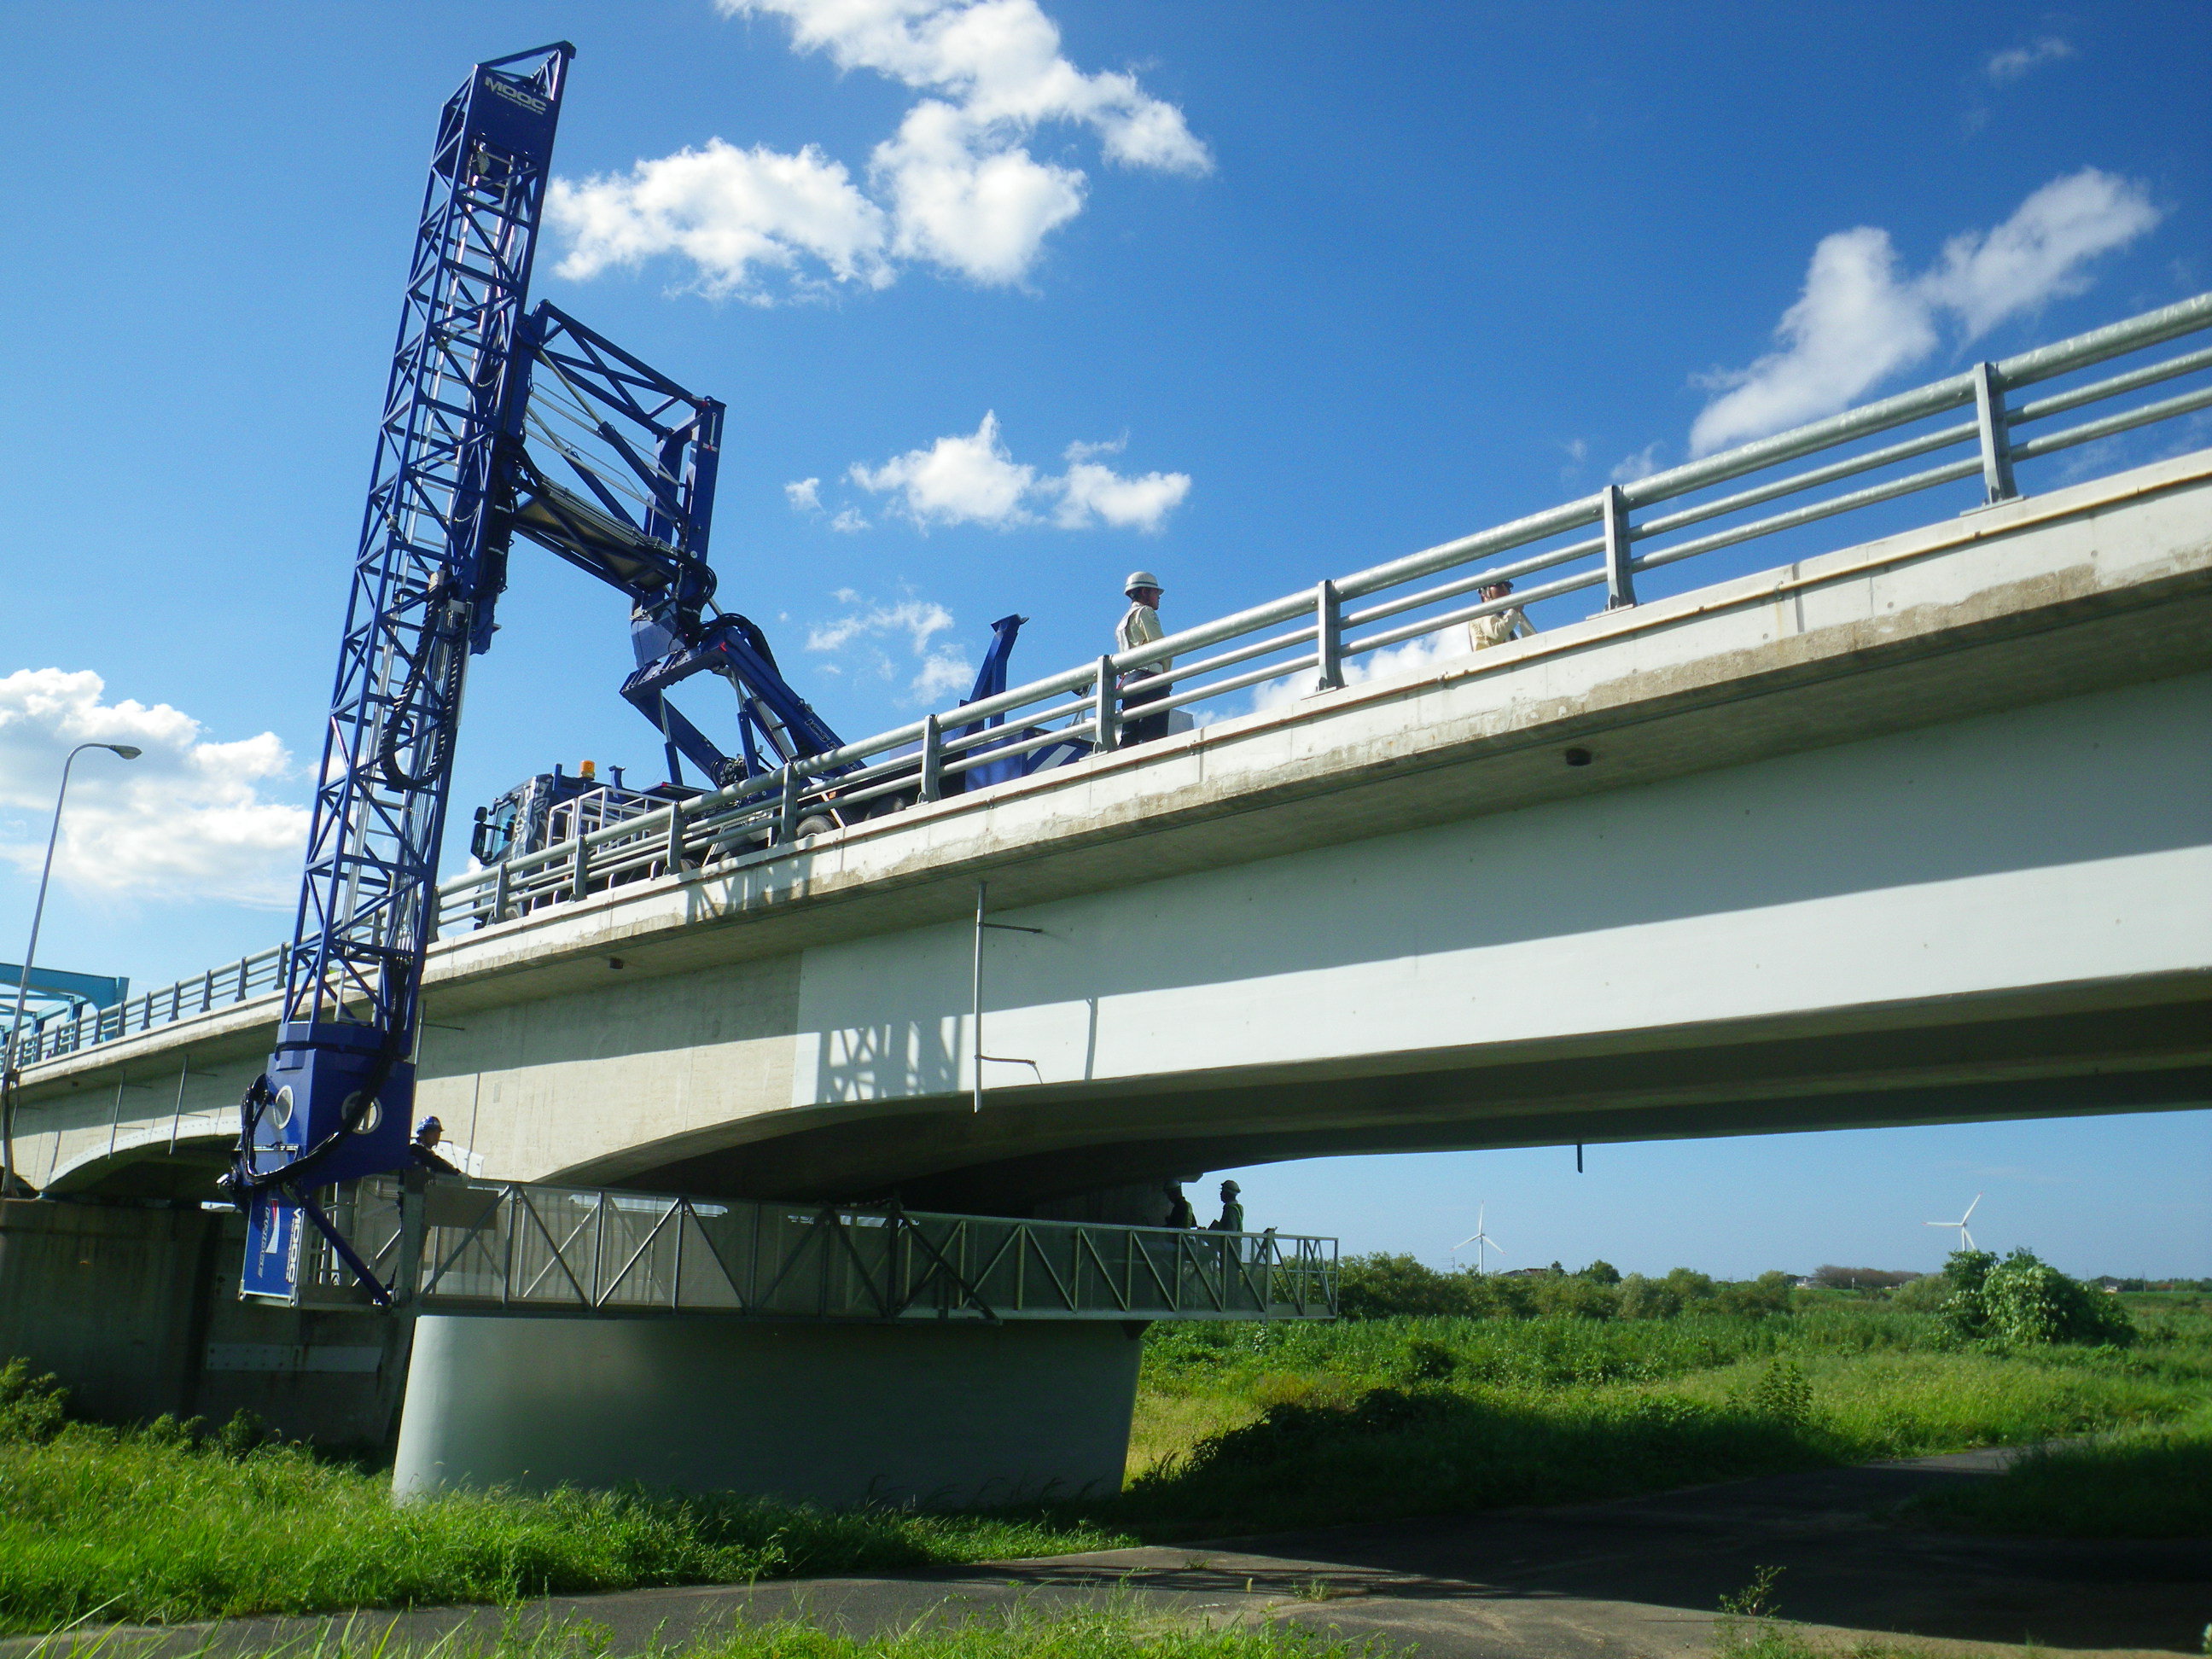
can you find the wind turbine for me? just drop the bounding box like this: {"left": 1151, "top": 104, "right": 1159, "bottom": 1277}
{"left": 1926, "top": 1193, "right": 1982, "bottom": 1253}
{"left": 1452, "top": 1203, "right": 1503, "bottom": 1275}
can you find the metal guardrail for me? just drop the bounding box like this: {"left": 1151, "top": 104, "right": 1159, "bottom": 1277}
{"left": 14, "top": 292, "right": 2212, "bottom": 1072}
{"left": 290, "top": 1175, "right": 1337, "bottom": 1322}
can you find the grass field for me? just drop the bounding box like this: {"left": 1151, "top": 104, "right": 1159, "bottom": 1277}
{"left": 3, "top": 1284, "right": 2203, "bottom": 1637}
{"left": 1120, "top": 1289, "right": 2211, "bottom": 1530}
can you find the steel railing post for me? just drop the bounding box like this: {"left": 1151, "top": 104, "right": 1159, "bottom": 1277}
{"left": 777, "top": 762, "right": 800, "bottom": 844}
{"left": 570, "top": 833, "right": 590, "bottom": 903}
{"left": 1972, "top": 360, "right": 2019, "bottom": 504}
{"left": 664, "top": 799, "right": 689, "bottom": 874}
{"left": 1602, "top": 484, "right": 1638, "bottom": 609}
{"left": 919, "top": 712, "right": 943, "bottom": 801}
{"left": 1314, "top": 579, "right": 1343, "bottom": 690}
{"left": 491, "top": 860, "right": 510, "bottom": 923}
{"left": 1092, "top": 656, "right": 1120, "bottom": 752}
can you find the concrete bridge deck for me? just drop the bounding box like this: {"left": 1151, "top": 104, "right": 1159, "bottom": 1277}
{"left": 17, "top": 447, "right": 2212, "bottom": 1214}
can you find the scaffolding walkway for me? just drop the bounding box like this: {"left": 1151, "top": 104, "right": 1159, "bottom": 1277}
{"left": 287, "top": 1174, "right": 1338, "bottom": 1323}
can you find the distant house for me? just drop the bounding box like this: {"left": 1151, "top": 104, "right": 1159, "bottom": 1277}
{"left": 2093, "top": 1276, "right": 2126, "bottom": 1293}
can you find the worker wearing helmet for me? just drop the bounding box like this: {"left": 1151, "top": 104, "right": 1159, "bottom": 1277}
{"left": 1115, "top": 571, "right": 1173, "bottom": 747}
{"left": 1468, "top": 579, "right": 1536, "bottom": 652}
{"left": 1207, "top": 1179, "right": 1244, "bottom": 1234}
{"left": 1161, "top": 1180, "right": 1197, "bottom": 1229}
{"left": 410, "top": 1115, "right": 459, "bottom": 1175}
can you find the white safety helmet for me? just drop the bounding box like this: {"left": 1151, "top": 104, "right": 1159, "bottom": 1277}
{"left": 1124, "top": 570, "right": 1163, "bottom": 597}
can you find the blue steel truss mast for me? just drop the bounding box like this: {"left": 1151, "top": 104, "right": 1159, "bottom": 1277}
{"left": 228, "top": 45, "right": 576, "bottom": 1300}
{"left": 225, "top": 43, "right": 1070, "bottom": 1307}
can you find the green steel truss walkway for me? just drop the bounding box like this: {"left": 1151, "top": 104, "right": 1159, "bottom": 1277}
{"left": 294, "top": 1173, "right": 1337, "bottom": 1323}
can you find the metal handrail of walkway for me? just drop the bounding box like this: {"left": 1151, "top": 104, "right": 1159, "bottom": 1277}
{"left": 15, "top": 291, "right": 2212, "bottom": 1071}
{"left": 284, "top": 1173, "right": 1338, "bottom": 1322}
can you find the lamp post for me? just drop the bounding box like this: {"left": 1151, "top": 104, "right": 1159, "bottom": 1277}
{"left": 3, "top": 742, "right": 141, "bottom": 1196}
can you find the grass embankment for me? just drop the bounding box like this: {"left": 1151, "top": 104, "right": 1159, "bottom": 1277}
{"left": 1901, "top": 1399, "right": 2212, "bottom": 1538}
{"left": 1123, "top": 1289, "right": 2212, "bottom": 1531}
{"left": 3, "top": 1284, "right": 2203, "bottom": 1636}
{"left": 0, "top": 1364, "right": 1126, "bottom": 1636}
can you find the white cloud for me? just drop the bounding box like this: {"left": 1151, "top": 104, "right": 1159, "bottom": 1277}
{"left": 0, "top": 670, "right": 306, "bottom": 909}
{"left": 548, "top": 140, "right": 891, "bottom": 300}
{"left": 1250, "top": 629, "right": 1470, "bottom": 715}
{"left": 554, "top": 0, "right": 1208, "bottom": 299}
{"left": 1690, "top": 169, "right": 2162, "bottom": 456}
{"left": 1985, "top": 37, "right": 2073, "bottom": 84}
{"left": 805, "top": 597, "right": 956, "bottom": 655}
{"left": 848, "top": 413, "right": 1190, "bottom": 531}
{"left": 830, "top": 506, "right": 871, "bottom": 533}
{"left": 786, "top": 475, "right": 824, "bottom": 512}
{"left": 1919, "top": 169, "right": 2163, "bottom": 338}
{"left": 728, "top": 0, "right": 1210, "bottom": 173}
{"left": 849, "top": 411, "right": 1039, "bottom": 527}
{"left": 1056, "top": 448, "right": 1190, "bottom": 531}
{"left": 910, "top": 651, "right": 977, "bottom": 701}
{"left": 876, "top": 98, "right": 1089, "bottom": 283}
{"left": 1610, "top": 443, "right": 1663, "bottom": 485}
{"left": 804, "top": 594, "right": 973, "bottom": 701}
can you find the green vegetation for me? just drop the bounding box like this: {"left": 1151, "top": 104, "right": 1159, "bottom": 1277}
{"left": 1901, "top": 1401, "right": 2212, "bottom": 1538}
{"left": 1931, "top": 1249, "right": 2137, "bottom": 1347}
{"left": 1125, "top": 1268, "right": 2210, "bottom": 1531}
{"left": 23, "top": 1604, "right": 1364, "bottom": 1659}
{"left": 4, "top": 1263, "right": 2203, "bottom": 1639}
{"left": 0, "top": 1361, "right": 1128, "bottom": 1636}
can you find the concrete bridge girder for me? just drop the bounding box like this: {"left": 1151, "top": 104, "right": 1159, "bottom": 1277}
{"left": 18, "top": 450, "right": 2212, "bottom": 1209}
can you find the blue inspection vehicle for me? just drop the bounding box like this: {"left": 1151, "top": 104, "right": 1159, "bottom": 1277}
{"left": 224, "top": 44, "right": 1074, "bottom": 1307}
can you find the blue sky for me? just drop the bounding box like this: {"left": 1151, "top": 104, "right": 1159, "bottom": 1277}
{"left": 1, "top": 1, "right": 2205, "bottom": 1273}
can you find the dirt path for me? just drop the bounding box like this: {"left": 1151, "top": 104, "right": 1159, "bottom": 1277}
{"left": 13, "top": 1447, "right": 2206, "bottom": 1658}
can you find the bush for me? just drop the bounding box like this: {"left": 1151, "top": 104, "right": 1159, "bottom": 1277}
{"left": 1982, "top": 1252, "right": 2136, "bottom": 1347}
{"left": 1740, "top": 1359, "right": 1813, "bottom": 1429}
{"left": 1579, "top": 1259, "right": 1622, "bottom": 1285}
{"left": 0, "top": 1361, "right": 65, "bottom": 1446}
{"left": 1617, "top": 1274, "right": 1681, "bottom": 1320}
{"left": 1336, "top": 1254, "right": 1475, "bottom": 1318}
{"left": 1938, "top": 1249, "right": 2135, "bottom": 1348}
{"left": 1529, "top": 1275, "right": 1618, "bottom": 1320}
{"left": 1889, "top": 1273, "right": 1953, "bottom": 1313}
{"left": 1716, "top": 1273, "right": 1796, "bottom": 1320}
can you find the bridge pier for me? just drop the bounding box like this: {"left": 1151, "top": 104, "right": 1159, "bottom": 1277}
{"left": 392, "top": 1313, "right": 1147, "bottom": 1506}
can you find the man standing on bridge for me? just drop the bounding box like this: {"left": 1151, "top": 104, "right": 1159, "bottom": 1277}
{"left": 1208, "top": 1179, "right": 1244, "bottom": 1234}
{"left": 1468, "top": 579, "right": 1536, "bottom": 651}
{"left": 1115, "top": 571, "right": 1173, "bottom": 746}
{"left": 410, "top": 1115, "right": 459, "bottom": 1176}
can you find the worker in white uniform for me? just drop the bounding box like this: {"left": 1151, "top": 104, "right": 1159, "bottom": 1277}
{"left": 1115, "top": 571, "right": 1173, "bottom": 746}
{"left": 1468, "top": 579, "right": 1537, "bottom": 651}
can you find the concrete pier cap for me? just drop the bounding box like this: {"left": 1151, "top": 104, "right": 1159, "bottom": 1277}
{"left": 392, "top": 1313, "right": 1147, "bottom": 1507}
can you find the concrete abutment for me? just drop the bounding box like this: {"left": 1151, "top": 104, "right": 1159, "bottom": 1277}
{"left": 0, "top": 1197, "right": 403, "bottom": 1445}
{"left": 393, "top": 1313, "right": 1147, "bottom": 1507}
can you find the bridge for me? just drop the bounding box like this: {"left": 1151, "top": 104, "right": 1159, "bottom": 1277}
{"left": 4, "top": 294, "right": 2208, "bottom": 1500}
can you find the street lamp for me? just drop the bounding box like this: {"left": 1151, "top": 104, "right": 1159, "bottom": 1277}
{"left": 2, "top": 742, "right": 142, "bottom": 1196}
